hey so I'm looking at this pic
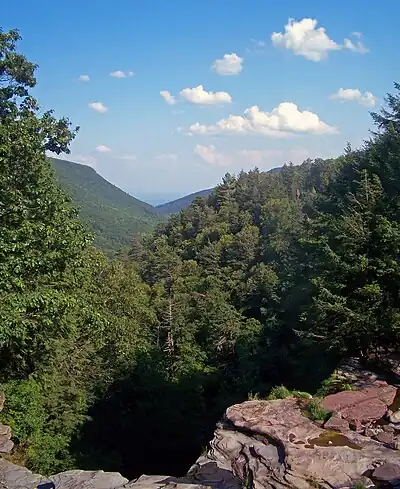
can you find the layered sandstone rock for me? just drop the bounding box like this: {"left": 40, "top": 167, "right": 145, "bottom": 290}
{"left": 1, "top": 361, "right": 400, "bottom": 489}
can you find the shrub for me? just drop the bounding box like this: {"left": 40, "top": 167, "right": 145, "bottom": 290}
{"left": 291, "top": 390, "right": 313, "bottom": 399}
{"left": 317, "top": 374, "right": 354, "bottom": 397}
{"left": 268, "top": 386, "right": 312, "bottom": 400}
{"left": 268, "top": 385, "right": 291, "bottom": 400}
{"left": 304, "top": 398, "right": 331, "bottom": 422}
{"left": 247, "top": 392, "right": 261, "bottom": 401}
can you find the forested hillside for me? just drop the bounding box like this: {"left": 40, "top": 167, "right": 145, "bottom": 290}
{"left": 2, "top": 28, "right": 400, "bottom": 482}
{"left": 156, "top": 188, "right": 213, "bottom": 215}
{"left": 51, "top": 158, "right": 158, "bottom": 253}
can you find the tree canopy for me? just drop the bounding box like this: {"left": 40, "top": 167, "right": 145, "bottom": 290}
{"left": 2, "top": 26, "right": 400, "bottom": 480}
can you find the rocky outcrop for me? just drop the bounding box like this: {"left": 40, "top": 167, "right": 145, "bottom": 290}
{"left": 0, "top": 392, "right": 13, "bottom": 454}
{"left": 189, "top": 397, "right": 400, "bottom": 489}
{"left": 186, "top": 358, "right": 400, "bottom": 489}
{"left": 2, "top": 359, "right": 400, "bottom": 489}
{"left": 0, "top": 461, "right": 215, "bottom": 489}
{"left": 321, "top": 381, "right": 396, "bottom": 430}
{"left": 0, "top": 460, "right": 128, "bottom": 489}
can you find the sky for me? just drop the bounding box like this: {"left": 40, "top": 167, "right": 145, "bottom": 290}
{"left": 3, "top": 0, "right": 400, "bottom": 204}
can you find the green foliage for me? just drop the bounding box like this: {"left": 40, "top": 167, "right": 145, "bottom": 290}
{"left": 156, "top": 190, "right": 213, "bottom": 215}
{"left": 51, "top": 158, "right": 158, "bottom": 254}
{"left": 316, "top": 373, "right": 355, "bottom": 397}
{"left": 291, "top": 390, "right": 313, "bottom": 399}
{"left": 268, "top": 386, "right": 312, "bottom": 400}
{"left": 268, "top": 385, "right": 292, "bottom": 399}
{"left": 0, "top": 378, "right": 77, "bottom": 473}
{"left": 304, "top": 399, "right": 331, "bottom": 422}
{"left": 247, "top": 392, "right": 261, "bottom": 401}
{"left": 3, "top": 24, "right": 400, "bottom": 483}
{"left": 352, "top": 482, "right": 366, "bottom": 489}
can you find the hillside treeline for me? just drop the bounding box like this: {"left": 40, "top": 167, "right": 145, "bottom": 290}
{"left": 1, "top": 28, "right": 400, "bottom": 478}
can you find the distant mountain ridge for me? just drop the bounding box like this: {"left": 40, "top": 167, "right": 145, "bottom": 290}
{"left": 51, "top": 158, "right": 283, "bottom": 253}
{"left": 155, "top": 167, "right": 283, "bottom": 214}
{"left": 51, "top": 158, "right": 158, "bottom": 253}
{"left": 156, "top": 188, "right": 213, "bottom": 214}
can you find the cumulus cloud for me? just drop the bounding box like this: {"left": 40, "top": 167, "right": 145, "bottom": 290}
{"left": 189, "top": 102, "right": 336, "bottom": 137}
{"left": 271, "top": 18, "right": 340, "bottom": 61}
{"left": 194, "top": 145, "right": 231, "bottom": 166}
{"left": 180, "top": 85, "right": 232, "bottom": 105}
{"left": 343, "top": 37, "right": 369, "bottom": 54}
{"left": 160, "top": 90, "right": 176, "bottom": 105}
{"left": 211, "top": 53, "right": 243, "bottom": 75}
{"left": 272, "top": 18, "right": 369, "bottom": 61}
{"left": 110, "top": 70, "right": 135, "bottom": 78}
{"left": 88, "top": 102, "right": 108, "bottom": 113}
{"left": 161, "top": 86, "right": 232, "bottom": 106}
{"left": 330, "top": 88, "right": 376, "bottom": 107}
{"left": 156, "top": 153, "right": 178, "bottom": 161}
{"left": 96, "top": 145, "right": 111, "bottom": 152}
{"left": 79, "top": 75, "right": 90, "bottom": 82}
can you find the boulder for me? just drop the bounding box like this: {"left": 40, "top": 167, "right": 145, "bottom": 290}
{"left": 0, "top": 460, "right": 129, "bottom": 489}
{"left": 374, "top": 431, "right": 394, "bottom": 445}
{"left": 324, "top": 416, "right": 350, "bottom": 432}
{"left": 191, "top": 398, "right": 400, "bottom": 489}
{"left": 0, "top": 392, "right": 5, "bottom": 412}
{"left": 126, "top": 475, "right": 213, "bottom": 489}
{"left": 51, "top": 470, "right": 128, "bottom": 489}
{"left": 389, "top": 409, "right": 400, "bottom": 423}
{"left": 373, "top": 462, "right": 400, "bottom": 484}
{"left": 322, "top": 382, "right": 396, "bottom": 430}
{"left": 3, "top": 364, "right": 400, "bottom": 489}
{"left": 335, "top": 358, "right": 380, "bottom": 389}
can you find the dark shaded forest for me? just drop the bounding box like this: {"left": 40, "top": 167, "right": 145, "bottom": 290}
{"left": 2, "top": 28, "right": 400, "bottom": 479}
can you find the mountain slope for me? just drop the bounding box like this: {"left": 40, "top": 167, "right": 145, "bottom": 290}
{"left": 51, "top": 158, "right": 158, "bottom": 253}
{"left": 156, "top": 188, "right": 213, "bottom": 215}
{"left": 156, "top": 167, "right": 283, "bottom": 215}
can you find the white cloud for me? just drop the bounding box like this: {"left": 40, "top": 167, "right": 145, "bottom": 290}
{"left": 160, "top": 90, "right": 176, "bottom": 105}
{"left": 180, "top": 85, "right": 232, "bottom": 105}
{"left": 194, "top": 145, "right": 231, "bottom": 166}
{"left": 211, "top": 53, "right": 244, "bottom": 76}
{"left": 79, "top": 75, "right": 90, "bottom": 82}
{"left": 189, "top": 102, "right": 336, "bottom": 137}
{"left": 156, "top": 153, "right": 178, "bottom": 161}
{"left": 117, "top": 154, "right": 137, "bottom": 161}
{"left": 271, "top": 18, "right": 340, "bottom": 61}
{"left": 88, "top": 102, "right": 108, "bottom": 113}
{"left": 343, "top": 38, "right": 369, "bottom": 54}
{"left": 110, "top": 70, "right": 134, "bottom": 78}
{"left": 162, "top": 86, "right": 232, "bottom": 106}
{"left": 271, "top": 19, "right": 369, "bottom": 61}
{"left": 96, "top": 145, "right": 111, "bottom": 152}
{"left": 330, "top": 88, "right": 376, "bottom": 107}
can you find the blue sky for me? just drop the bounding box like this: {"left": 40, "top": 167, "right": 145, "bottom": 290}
{"left": 3, "top": 0, "right": 399, "bottom": 203}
